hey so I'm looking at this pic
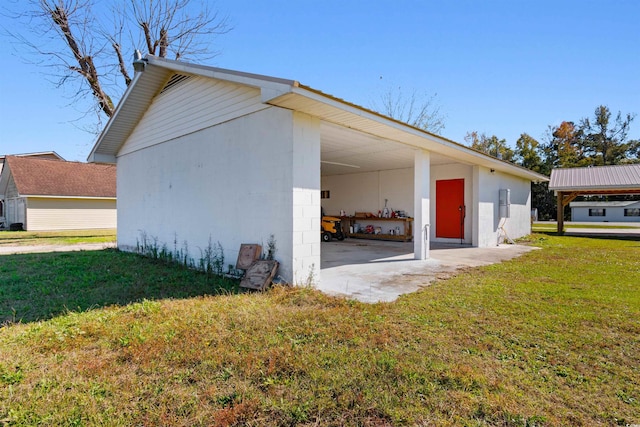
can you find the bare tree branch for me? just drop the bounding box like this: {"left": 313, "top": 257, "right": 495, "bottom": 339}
{"left": 6, "top": 0, "right": 231, "bottom": 126}
{"left": 371, "top": 86, "right": 446, "bottom": 134}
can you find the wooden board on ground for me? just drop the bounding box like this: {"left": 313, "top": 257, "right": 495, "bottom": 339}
{"left": 240, "top": 260, "right": 279, "bottom": 290}
{"left": 236, "top": 244, "right": 262, "bottom": 270}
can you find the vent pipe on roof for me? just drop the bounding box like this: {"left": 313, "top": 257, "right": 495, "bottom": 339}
{"left": 133, "top": 50, "right": 147, "bottom": 73}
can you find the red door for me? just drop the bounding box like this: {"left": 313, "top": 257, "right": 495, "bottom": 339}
{"left": 436, "top": 179, "right": 465, "bottom": 239}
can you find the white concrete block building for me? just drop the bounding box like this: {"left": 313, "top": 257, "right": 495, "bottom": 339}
{"left": 89, "top": 56, "right": 547, "bottom": 283}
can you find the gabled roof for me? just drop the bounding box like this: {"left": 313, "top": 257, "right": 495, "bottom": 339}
{"left": 1, "top": 156, "right": 116, "bottom": 198}
{"left": 549, "top": 164, "right": 640, "bottom": 193}
{"left": 0, "top": 151, "right": 64, "bottom": 162}
{"left": 88, "top": 55, "right": 548, "bottom": 183}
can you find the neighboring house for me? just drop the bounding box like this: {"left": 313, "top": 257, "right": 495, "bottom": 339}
{"left": 88, "top": 55, "right": 547, "bottom": 283}
{"left": 0, "top": 151, "right": 64, "bottom": 175}
{"left": 0, "top": 156, "right": 116, "bottom": 231}
{"left": 570, "top": 200, "right": 640, "bottom": 222}
{"left": 0, "top": 151, "right": 64, "bottom": 222}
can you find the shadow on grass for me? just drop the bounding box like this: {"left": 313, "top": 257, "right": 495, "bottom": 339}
{"left": 0, "top": 249, "right": 241, "bottom": 325}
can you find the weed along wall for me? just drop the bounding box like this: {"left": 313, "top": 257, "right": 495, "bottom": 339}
{"left": 116, "top": 107, "right": 321, "bottom": 284}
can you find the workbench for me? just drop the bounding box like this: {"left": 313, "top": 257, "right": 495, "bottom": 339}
{"left": 337, "top": 216, "right": 413, "bottom": 242}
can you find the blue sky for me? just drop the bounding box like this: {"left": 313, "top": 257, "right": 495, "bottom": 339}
{"left": 1, "top": 0, "right": 639, "bottom": 161}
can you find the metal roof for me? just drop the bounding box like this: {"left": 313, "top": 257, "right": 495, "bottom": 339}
{"left": 549, "top": 164, "right": 640, "bottom": 192}
{"left": 88, "top": 55, "right": 548, "bottom": 182}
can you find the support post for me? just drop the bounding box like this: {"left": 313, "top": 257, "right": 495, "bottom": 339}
{"left": 414, "top": 150, "right": 430, "bottom": 259}
{"left": 557, "top": 192, "right": 564, "bottom": 235}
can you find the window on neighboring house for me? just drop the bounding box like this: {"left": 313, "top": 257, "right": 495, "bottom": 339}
{"left": 624, "top": 208, "right": 640, "bottom": 217}
{"left": 589, "top": 208, "right": 606, "bottom": 217}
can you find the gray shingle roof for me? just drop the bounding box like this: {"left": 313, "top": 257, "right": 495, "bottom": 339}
{"left": 549, "top": 164, "right": 640, "bottom": 191}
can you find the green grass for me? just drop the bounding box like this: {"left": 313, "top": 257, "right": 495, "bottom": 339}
{"left": 532, "top": 222, "right": 640, "bottom": 232}
{"left": 0, "top": 229, "right": 116, "bottom": 246}
{"left": 0, "top": 249, "right": 239, "bottom": 324}
{"left": 1, "top": 235, "right": 639, "bottom": 426}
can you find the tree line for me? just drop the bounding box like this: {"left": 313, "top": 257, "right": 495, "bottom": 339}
{"left": 466, "top": 105, "right": 639, "bottom": 220}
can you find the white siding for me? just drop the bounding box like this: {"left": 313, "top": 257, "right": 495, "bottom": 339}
{"left": 117, "top": 107, "right": 321, "bottom": 283}
{"left": 25, "top": 198, "right": 116, "bottom": 231}
{"left": 119, "top": 76, "right": 267, "bottom": 156}
{"left": 571, "top": 202, "right": 640, "bottom": 222}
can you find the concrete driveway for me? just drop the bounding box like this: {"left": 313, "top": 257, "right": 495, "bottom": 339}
{"left": 319, "top": 240, "right": 537, "bottom": 303}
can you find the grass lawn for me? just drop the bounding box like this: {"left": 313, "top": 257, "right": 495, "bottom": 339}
{"left": 532, "top": 222, "right": 640, "bottom": 232}
{"left": 1, "top": 234, "right": 639, "bottom": 426}
{"left": 0, "top": 229, "right": 116, "bottom": 246}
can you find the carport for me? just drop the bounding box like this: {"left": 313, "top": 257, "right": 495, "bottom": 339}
{"left": 87, "top": 56, "right": 547, "bottom": 285}
{"left": 549, "top": 164, "right": 640, "bottom": 234}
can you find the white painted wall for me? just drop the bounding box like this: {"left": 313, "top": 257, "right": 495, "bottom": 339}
{"left": 25, "top": 197, "right": 116, "bottom": 231}
{"left": 414, "top": 150, "right": 430, "bottom": 259}
{"left": 571, "top": 202, "right": 640, "bottom": 222}
{"left": 430, "top": 163, "right": 474, "bottom": 244}
{"left": 321, "top": 168, "right": 414, "bottom": 217}
{"left": 117, "top": 106, "right": 320, "bottom": 283}
{"left": 473, "top": 167, "right": 531, "bottom": 247}
{"left": 291, "top": 112, "right": 322, "bottom": 284}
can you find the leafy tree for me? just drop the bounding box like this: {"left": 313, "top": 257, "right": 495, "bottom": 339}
{"left": 464, "top": 131, "right": 515, "bottom": 162}
{"left": 371, "top": 86, "right": 446, "bottom": 134}
{"left": 579, "top": 105, "right": 638, "bottom": 165}
{"left": 542, "top": 121, "right": 588, "bottom": 169}
{"left": 7, "top": 0, "right": 230, "bottom": 127}
{"left": 512, "top": 133, "right": 555, "bottom": 220}
{"left": 514, "top": 133, "right": 544, "bottom": 173}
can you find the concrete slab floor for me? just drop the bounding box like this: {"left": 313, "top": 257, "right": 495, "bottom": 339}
{"left": 319, "top": 239, "right": 537, "bottom": 304}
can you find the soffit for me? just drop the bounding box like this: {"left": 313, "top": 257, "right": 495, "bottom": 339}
{"left": 271, "top": 89, "right": 548, "bottom": 182}
{"left": 320, "top": 122, "right": 461, "bottom": 176}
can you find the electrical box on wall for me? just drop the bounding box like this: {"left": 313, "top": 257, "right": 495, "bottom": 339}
{"left": 499, "top": 189, "right": 511, "bottom": 218}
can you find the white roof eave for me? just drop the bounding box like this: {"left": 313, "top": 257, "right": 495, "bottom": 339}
{"left": 266, "top": 86, "right": 548, "bottom": 183}
{"left": 87, "top": 56, "right": 548, "bottom": 183}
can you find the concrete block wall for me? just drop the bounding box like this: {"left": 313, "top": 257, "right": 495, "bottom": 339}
{"left": 117, "top": 106, "right": 312, "bottom": 283}
{"left": 291, "top": 112, "right": 321, "bottom": 285}
{"left": 474, "top": 166, "right": 531, "bottom": 246}
{"left": 321, "top": 168, "right": 414, "bottom": 217}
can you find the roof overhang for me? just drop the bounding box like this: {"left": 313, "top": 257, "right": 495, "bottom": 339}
{"left": 266, "top": 86, "right": 547, "bottom": 182}
{"left": 88, "top": 55, "right": 548, "bottom": 183}
{"left": 549, "top": 165, "right": 640, "bottom": 195}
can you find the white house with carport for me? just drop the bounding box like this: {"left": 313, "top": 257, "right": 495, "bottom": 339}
{"left": 88, "top": 55, "right": 547, "bottom": 284}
